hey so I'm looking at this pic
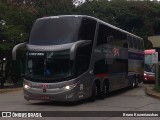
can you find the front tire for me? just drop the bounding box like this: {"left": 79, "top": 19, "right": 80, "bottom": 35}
{"left": 99, "top": 82, "right": 105, "bottom": 100}
{"left": 132, "top": 76, "right": 138, "bottom": 88}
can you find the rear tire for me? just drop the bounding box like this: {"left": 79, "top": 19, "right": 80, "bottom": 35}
{"left": 135, "top": 77, "right": 138, "bottom": 88}
{"left": 99, "top": 80, "right": 109, "bottom": 99}
{"left": 132, "top": 78, "right": 136, "bottom": 88}
{"left": 99, "top": 82, "right": 105, "bottom": 100}
{"left": 105, "top": 81, "right": 109, "bottom": 97}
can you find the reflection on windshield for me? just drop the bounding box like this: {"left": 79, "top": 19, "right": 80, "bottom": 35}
{"left": 145, "top": 55, "right": 152, "bottom": 65}
{"left": 144, "top": 54, "right": 155, "bottom": 73}
{"left": 26, "top": 51, "right": 74, "bottom": 79}
{"left": 144, "top": 64, "right": 155, "bottom": 73}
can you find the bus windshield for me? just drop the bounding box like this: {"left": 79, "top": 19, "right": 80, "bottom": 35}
{"left": 29, "top": 17, "right": 81, "bottom": 45}
{"left": 25, "top": 51, "right": 74, "bottom": 80}
{"left": 144, "top": 54, "right": 155, "bottom": 72}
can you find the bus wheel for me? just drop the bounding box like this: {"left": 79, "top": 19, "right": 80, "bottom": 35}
{"left": 132, "top": 77, "right": 137, "bottom": 88}
{"left": 105, "top": 81, "right": 109, "bottom": 97}
{"left": 89, "top": 82, "right": 97, "bottom": 102}
{"left": 135, "top": 77, "right": 138, "bottom": 88}
{"left": 132, "top": 80, "right": 136, "bottom": 88}
{"left": 99, "top": 80, "right": 109, "bottom": 99}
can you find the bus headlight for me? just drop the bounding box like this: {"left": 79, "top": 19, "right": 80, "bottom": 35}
{"left": 144, "top": 73, "right": 147, "bottom": 76}
{"left": 23, "top": 83, "right": 32, "bottom": 90}
{"left": 65, "top": 86, "right": 70, "bottom": 90}
{"left": 63, "top": 83, "right": 77, "bottom": 90}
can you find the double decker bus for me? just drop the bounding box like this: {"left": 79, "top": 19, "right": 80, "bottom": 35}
{"left": 12, "top": 15, "right": 144, "bottom": 102}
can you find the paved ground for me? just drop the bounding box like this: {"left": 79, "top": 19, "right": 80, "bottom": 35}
{"left": 0, "top": 87, "right": 22, "bottom": 94}
{"left": 0, "top": 83, "right": 160, "bottom": 120}
{"left": 145, "top": 84, "right": 160, "bottom": 100}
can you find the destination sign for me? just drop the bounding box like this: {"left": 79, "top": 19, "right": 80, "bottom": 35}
{"left": 28, "top": 53, "right": 44, "bottom": 56}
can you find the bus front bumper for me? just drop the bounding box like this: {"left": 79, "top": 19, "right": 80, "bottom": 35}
{"left": 23, "top": 81, "right": 83, "bottom": 102}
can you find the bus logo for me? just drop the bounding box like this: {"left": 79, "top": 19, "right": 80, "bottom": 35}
{"left": 43, "top": 89, "right": 47, "bottom": 93}
{"left": 41, "top": 84, "right": 48, "bottom": 89}
{"left": 41, "top": 84, "right": 48, "bottom": 93}
{"left": 113, "top": 48, "right": 119, "bottom": 57}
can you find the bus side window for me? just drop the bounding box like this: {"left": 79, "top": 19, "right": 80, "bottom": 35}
{"left": 140, "top": 40, "right": 144, "bottom": 50}
{"left": 123, "top": 43, "right": 128, "bottom": 48}
{"left": 133, "top": 38, "right": 138, "bottom": 49}
{"left": 78, "top": 18, "right": 97, "bottom": 41}
{"left": 113, "top": 31, "right": 127, "bottom": 47}
{"left": 97, "top": 24, "right": 109, "bottom": 46}
{"left": 75, "top": 55, "right": 89, "bottom": 76}
{"left": 128, "top": 36, "right": 133, "bottom": 48}
{"left": 107, "top": 36, "right": 114, "bottom": 43}
{"left": 137, "top": 39, "right": 141, "bottom": 50}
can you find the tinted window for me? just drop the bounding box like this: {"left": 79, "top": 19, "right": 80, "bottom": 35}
{"left": 128, "top": 35, "right": 133, "bottom": 48}
{"left": 140, "top": 40, "right": 144, "bottom": 50}
{"left": 75, "top": 44, "right": 92, "bottom": 76}
{"left": 94, "top": 59, "right": 108, "bottom": 74}
{"left": 26, "top": 51, "right": 74, "bottom": 79}
{"left": 29, "top": 17, "right": 81, "bottom": 45}
{"left": 97, "top": 24, "right": 127, "bottom": 47}
{"left": 137, "top": 39, "right": 141, "bottom": 50}
{"left": 78, "top": 18, "right": 97, "bottom": 41}
{"left": 97, "top": 24, "right": 109, "bottom": 46}
{"left": 133, "top": 38, "right": 138, "bottom": 49}
{"left": 110, "top": 30, "right": 127, "bottom": 47}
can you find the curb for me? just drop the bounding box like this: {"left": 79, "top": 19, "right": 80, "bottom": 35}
{"left": 145, "top": 86, "right": 160, "bottom": 100}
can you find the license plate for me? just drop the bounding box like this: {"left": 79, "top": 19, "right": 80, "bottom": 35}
{"left": 40, "top": 96, "right": 50, "bottom": 100}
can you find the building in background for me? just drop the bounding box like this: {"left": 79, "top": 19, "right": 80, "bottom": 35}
{"left": 148, "top": 35, "right": 160, "bottom": 48}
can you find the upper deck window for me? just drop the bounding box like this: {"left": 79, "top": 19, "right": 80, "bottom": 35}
{"left": 78, "top": 18, "right": 97, "bottom": 42}
{"left": 97, "top": 24, "right": 127, "bottom": 47}
{"left": 97, "top": 24, "right": 109, "bottom": 46}
{"left": 29, "top": 17, "right": 81, "bottom": 45}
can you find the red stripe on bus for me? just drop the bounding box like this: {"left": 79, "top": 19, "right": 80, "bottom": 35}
{"left": 96, "top": 74, "right": 108, "bottom": 78}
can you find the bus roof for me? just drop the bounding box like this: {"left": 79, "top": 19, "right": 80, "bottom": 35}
{"left": 37, "top": 15, "right": 143, "bottom": 40}
{"left": 144, "top": 49, "right": 155, "bottom": 55}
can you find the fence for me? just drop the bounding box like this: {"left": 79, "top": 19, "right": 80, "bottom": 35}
{"left": 0, "top": 60, "right": 23, "bottom": 89}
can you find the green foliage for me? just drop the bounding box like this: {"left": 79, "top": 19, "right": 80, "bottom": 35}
{"left": 33, "top": 0, "right": 74, "bottom": 16}
{"left": 3, "top": 25, "right": 27, "bottom": 43}
{"left": 0, "top": 0, "right": 35, "bottom": 52}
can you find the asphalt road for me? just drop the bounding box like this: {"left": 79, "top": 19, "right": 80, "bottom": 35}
{"left": 0, "top": 83, "right": 160, "bottom": 120}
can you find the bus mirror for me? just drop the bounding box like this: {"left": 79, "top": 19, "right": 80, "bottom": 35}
{"left": 12, "top": 42, "right": 27, "bottom": 60}
{"left": 70, "top": 40, "right": 91, "bottom": 60}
